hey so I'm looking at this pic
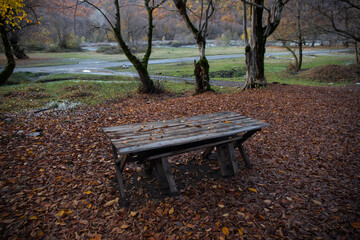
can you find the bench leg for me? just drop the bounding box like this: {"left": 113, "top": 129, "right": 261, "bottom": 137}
{"left": 226, "top": 142, "right": 239, "bottom": 175}
{"left": 216, "top": 143, "right": 238, "bottom": 177}
{"left": 154, "top": 158, "right": 178, "bottom": 193}
{"left": 202, "top": 146, "right": 214, "bottom": 159}
{"left": 114, "top": 163, "right": 128, "bottom": 206}
{"left": 236, "top": 143, "right": 252, "bottom": 170}
{"left": 216, "top": 145, "right": 230, "bottom": 176}
{"left": 112, "top": 144, "right": 128, "bottom": 206}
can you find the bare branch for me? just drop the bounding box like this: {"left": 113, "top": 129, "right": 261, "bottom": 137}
{"left": 81, "top": 0, "right": 115, "bottom": 29}
{"left": 241, "top": 0, "right": 270, "bottom": 15}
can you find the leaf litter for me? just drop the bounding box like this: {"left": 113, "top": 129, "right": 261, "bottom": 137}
{"left": 0, "top": 84, "right": 359, "bottom": 239}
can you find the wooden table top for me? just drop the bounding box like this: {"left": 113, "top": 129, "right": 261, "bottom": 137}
{"left": 103, "top": 111, "right": 269, "bottom": 154}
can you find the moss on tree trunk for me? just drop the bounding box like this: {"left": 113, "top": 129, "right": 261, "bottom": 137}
{"left": 194, "top": 57, "right": 211, "bottom": 94}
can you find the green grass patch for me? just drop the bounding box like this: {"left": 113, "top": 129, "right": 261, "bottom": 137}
{"left": 133, "top": 52, "right": 355, "bottom": 86}
{"left": 7, "top": 72, "right": 49, "bottom": 85}
{"left": 0, "top": 74, "right": 238, "bottom": 112}
{"left": 0, "top": 76, "right": 139, "bottom": 112}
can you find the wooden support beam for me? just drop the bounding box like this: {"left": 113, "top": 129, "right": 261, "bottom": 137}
{"left": 114, "top": 162, "right": 128, "bottom": 206}
{"left": 216, "top": 144, "right": 231, "bottom": 177}
{"left": 154, "top": 158, "right": 178, "bottom": 193}
{"left": 237, "top": 144, "right": 252, "bottom": 169}
{"left": 202, "top": 146, "right": 214, "bottom": 159}
{"left": 226, "top": 142, "right": 239, "bottom": 175}
{"left": 112, "top": 144, "right": 128, "bottom": 206}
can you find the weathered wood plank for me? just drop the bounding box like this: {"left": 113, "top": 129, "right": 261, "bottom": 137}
{"left": 106, "top": 117, "right": 265, "bottom": 142}
{"left": 114, "top": 124, "right": 267, "bottom": 154}
{"left": 104, "top": 114, "right": 251, "bottom": 138}
{"left": 105, "top": 117, "right": 260, "bottom": 142}
{"left": 109, "top": 122, "right": 265, "bottom": 150}
{"left": 103, "top": 111, "right": 239, "bottom": 132}
{"left": 133, "top": 134, "right": 244, "bottom": 162}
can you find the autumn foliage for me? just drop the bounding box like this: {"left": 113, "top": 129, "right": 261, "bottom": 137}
{"left": 0, "top": 0, "right": 26, "bottom": 29}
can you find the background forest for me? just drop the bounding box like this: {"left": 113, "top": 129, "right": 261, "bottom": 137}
{"left": 1, "top": 0, "right": 358, "bottom": 54}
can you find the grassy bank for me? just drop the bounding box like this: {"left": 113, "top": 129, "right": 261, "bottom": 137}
{"left": 115, "top": 52, "right": 355, "bottom": 86}
{"left": 0, "top": 74, "right": 235, "bottom": 113}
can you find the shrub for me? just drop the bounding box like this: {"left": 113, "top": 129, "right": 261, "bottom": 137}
{"left": 96, "top": 45, "right": 123, "bottom": 54}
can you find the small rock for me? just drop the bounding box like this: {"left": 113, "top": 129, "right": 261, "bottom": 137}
{"left": 17, "top": 130, "right": 25, "bottom": 135}
{"left": 28, "top": 132, "right": 42, "bottom": 137}
{"left": 4, "top": 118, "right": 12, "bottom": 123}
{"left": 264, "top": 199, "right": 272, "bottom": 205}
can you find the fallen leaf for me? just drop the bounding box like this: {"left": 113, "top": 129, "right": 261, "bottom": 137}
{"left": 120, "top": 224, "right": 129, "bottom": 229}
{"left": 249, "top": 188, "right": 258, "bottom": 193}
{"left": 239, "top": 227, "right": 244, "bottom": 236}
{"left": 222, "top": 227, "right": 229, "bottom": 236}
{"left": 57, "top": 210, "right": 65, "bottom": 217}
{"left": 130, "top": 211, "right": 138, "bottom": 217}
{"left": 29, "top": 216, "right": 37, "bottom": 220}
{"left": 312, "top": 200, "right": 322, "bottom": 205}
{"left": 105, "top": 198, "right": 119, "bottom": 207}
{"left": 351, "top": 222, "right": 360, "bottom": 228}
{"left": 264, "top": 200, "right": 272, "bottom": 204}
{"left": 169, "top": 207, "right": 174, "bottom": 215}
{"left": 84, "top": 190, "right": 92, "bottom": 195}
{"left": 90, "top": 234, "right": 101, "bottom": 240}
{"left": 79, "top": 219, "right": 88, "bottom": 225}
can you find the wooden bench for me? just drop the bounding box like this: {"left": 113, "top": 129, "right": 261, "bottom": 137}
{"left": 103, "top": 111, "right": 269, "bottom": 205}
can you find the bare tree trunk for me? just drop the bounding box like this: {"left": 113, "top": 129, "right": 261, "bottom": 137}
{"left": 0, "top": 23, "right": 16, "bottom": 85}
{"left": 295, "top": 1, "right": 302, "bottom": 71}
{"left": 297, "top": 40, "right": 303, "bottom": 71}
{"left": 194, "top": 39, "right": 211, "bottom": 93}
{"left": 173, "top": 0, "right": 213, "bottom": 94}
{"left": 356, "top": 41, "right": 359, "bottom": 64}
{"left": 9, "top": 31, "right": 29, "bottom": 59}
{"left": 113, "top": 0, "right": 155, "bottom": 93}
{"left": 243, "top": 0, "right": 267, "bottom": 89}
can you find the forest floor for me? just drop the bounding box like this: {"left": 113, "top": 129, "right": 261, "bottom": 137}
{"left": 0, "top": 84, "right": 359, "bottom": 239}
